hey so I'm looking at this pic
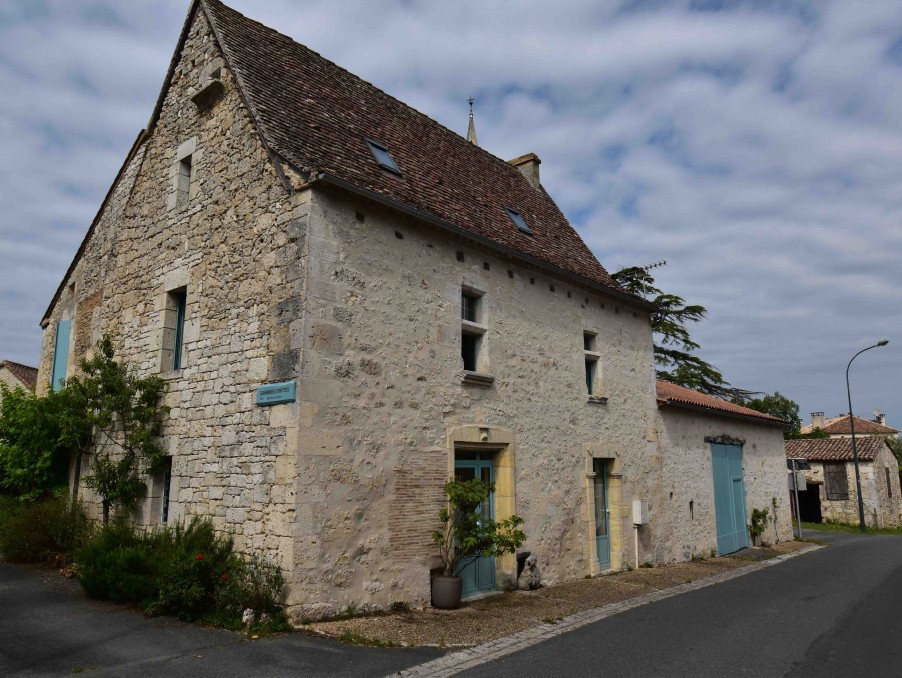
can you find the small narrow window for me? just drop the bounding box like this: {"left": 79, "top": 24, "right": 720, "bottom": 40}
{"left": 461, "top": 291, "right": 480, "bottom": 323}
{"left": 584, "top": 331, "right": 600, "bottom": 397}
{"left": 161, "top": 456, "right": 173, "bottom": 524}
{"left": 365, "top": 139, "right": 401, "bottom": 174}
{"left": 886, "top": 467, "right": 893, "bottom": 499}
{"left": 462, "top": 334, "right": 480, "bottom": 372}
{"left": 177, "top": 154, "right": 192, "bottom": 206}
{"left": 585, "top": 359, "right": 597, "bottom": 395}
{"left": 505, "top": 207, "right": 533, "bottom": 235}
{"left": 460, "top": 288, "right": 486, "bottom": 374}
{"left": 172, "top": 289, "right": 187, "bottom": 370}
{"left": 162, "top": 288, "right": 187, "bottom": 372}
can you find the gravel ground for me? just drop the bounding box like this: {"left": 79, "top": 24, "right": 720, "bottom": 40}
{"left": 307, "top": 541, "right": 811, "bottom": 648}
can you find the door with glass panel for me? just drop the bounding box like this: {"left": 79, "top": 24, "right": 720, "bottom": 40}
{"left": 454, "top": 452, "right": 496, "bottom": 597}
{"left": 593, "top": 459, "right": 611, "bottom": 569}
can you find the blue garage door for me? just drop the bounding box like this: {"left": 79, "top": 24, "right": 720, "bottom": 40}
{"left": 711, "top": 443, "right": 748, "bottom": 555}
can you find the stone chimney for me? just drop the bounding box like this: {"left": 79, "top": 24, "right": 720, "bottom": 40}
{"left": 876, "top": 412, "right": 887, "bottom": 427}
{"left": 508, "top": 153, "right": 541, "bottom": 188}
{"left": 811, "top": 412, "right": 824, "bottom": 429}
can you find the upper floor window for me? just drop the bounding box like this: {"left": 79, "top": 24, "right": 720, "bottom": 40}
{"left": 824, "top": 462, "right": 849, "bottom": 500}
{"left": 460, "top": 288, "right": 487, "bottom": 374}
{"left": 584, "top": 331, "right": 602, "bottom": 397}
{"left": 161, "top": 287, "right": 187, "bottom": 372}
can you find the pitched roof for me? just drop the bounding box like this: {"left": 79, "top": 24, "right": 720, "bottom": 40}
{"left": 655, "top": 381, "right": 787, "bottom": 426}
{"left": 201, "top": 0, "right": 641, "bottom": 304}
{"left": 0, "top": 360, "right": 38, "bottom": 391}
{"left": 799, "top": 415, "right": 899, "bottom": 436}
{"left": 785, "top": 436, "right": 889, "bottom": 462}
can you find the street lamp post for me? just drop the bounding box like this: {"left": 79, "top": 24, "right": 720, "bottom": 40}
{"left": 846, "top": 339, "right": 889, "bottom": 532}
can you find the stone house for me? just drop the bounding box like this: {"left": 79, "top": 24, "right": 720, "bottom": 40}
{"left": 36, "top": 0, "right": 792, "bottom": 618}
{"left": 800, "top": 412, "right": 900, "bottom": 439}
{"left": 655, "top": 382, "right": 792, "bottom": 557}
{"left": 786, "top": 437, "right": 902, "bottom": 527}
{"left": 0, "top": 360, "right": 38, "bottom": 404}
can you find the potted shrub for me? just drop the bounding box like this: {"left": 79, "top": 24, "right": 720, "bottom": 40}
{"left": 431, "top": 477, "right": 526, "bottom": 609}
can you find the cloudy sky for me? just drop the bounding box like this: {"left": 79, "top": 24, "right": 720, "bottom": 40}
{"left": 1, "top": 0, "right": 900, "bottom": 425}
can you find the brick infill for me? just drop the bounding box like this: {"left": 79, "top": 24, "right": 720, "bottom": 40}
{"left": 392, "top": 544, "right": 823, "bottom": 678}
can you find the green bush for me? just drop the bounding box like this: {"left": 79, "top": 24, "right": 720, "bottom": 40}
{"left": 0, "top": 495, "right": 92, "bottom": 566}
{"left": 216, "top": 553, "right": 286, "bottom": 620}
{"left": 77, "top": 521, "right": 160, "bottom": 605}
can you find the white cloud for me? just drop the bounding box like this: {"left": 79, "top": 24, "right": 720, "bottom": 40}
{"left": 1, "top": 0, "right": 900, "bottom": 423}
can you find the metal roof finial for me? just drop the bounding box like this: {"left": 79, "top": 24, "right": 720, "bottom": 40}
{"left": 467, "top": 96, "right": 478, "bottom": 146}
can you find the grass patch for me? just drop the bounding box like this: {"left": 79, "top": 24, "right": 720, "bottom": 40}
{"left": 800, "top": 521, "right": 902, "bottom": 536}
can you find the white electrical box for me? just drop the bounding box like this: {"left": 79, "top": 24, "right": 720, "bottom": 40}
{"left": 632, "top": 499, "right": 649, "bottom": 525}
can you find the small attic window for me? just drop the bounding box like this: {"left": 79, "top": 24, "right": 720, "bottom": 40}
{"left": 505, "top": 207, "right": 532, "bottom": 235}
{"left": 365, "top": 139, "right": 401, "bottom": 174}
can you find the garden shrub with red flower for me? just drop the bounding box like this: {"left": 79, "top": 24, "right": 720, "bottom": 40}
{"left": 77, "top": 517, "right": 286, "bottom": 629}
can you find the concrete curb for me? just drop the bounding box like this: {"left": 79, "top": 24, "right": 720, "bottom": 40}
{"left": 392, "top": 544, "right": 824, "bottom": 677}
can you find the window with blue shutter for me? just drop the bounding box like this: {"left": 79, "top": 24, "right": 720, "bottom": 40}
{"left": 51, "top": 320, "right": 71, "bottom": 391}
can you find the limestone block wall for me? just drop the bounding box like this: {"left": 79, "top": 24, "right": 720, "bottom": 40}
{"left": 284, "top": 186, "right": 659, "bottom": 618}
{"left": 655, "top": 408, "right": 793, "bottom": 562}
{"left": 37, "top": 10, "right": 307, "bottom": 573}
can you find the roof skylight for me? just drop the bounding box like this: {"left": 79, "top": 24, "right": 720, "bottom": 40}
{"left": 505, "top": 207, "right": 532, "bottom": 235}
{"left": 365, "top": 139, "right": 401, "bottom": 174}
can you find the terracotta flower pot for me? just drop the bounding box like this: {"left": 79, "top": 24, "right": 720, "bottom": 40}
{"left": 431, "top": 575, "right": 463, "bottom": 609}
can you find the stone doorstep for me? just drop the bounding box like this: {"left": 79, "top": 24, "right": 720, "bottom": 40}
{"left": 392, "top": 544, "right": 824, "bottom": 678}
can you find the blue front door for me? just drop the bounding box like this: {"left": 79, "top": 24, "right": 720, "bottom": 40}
{"left": 454, "top": 453, "right": 496, "bottom": 597}
{"left": 593, "top": 459, "right": 611, "bottom": 569}
{"left": 711, "top": 443, "right": 748, "bottom": 554}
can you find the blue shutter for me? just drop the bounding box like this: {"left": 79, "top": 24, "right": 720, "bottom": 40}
{"left": 51, "top": 320, "right": 71, "bottom": 391}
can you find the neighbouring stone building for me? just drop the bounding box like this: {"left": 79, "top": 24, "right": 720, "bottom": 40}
{"left": 0, "top": 360, "right": 38, "bottom": 403}
{"left": 800, "top": 412, "right": 900, "bottom": 439}
{"left": 787, "top": 437, "right": 902, "bottom": 527}
{"left": 36, "top": 0, "right": 793, "bottom": 619}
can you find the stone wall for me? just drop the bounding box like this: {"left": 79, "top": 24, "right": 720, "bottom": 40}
{"left": 36, "top": 9, "right": 307, "bottom": 574}
{"left": 282, "top": 185, "right": 659, "bottom": 619}
{"left": 655, "top": 408, "right": 794, "bottom": 561}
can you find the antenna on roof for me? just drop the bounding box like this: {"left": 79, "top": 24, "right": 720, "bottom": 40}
{"left": 467, "top": 96, "right": 478, "bottom": 147}
{"left": 640, "top": 260, "right": 667, "bottom": 271}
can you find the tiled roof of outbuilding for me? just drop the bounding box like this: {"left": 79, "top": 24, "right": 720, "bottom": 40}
{"left": 785, "top": 436, "right": 889, "bottom": 462}
{"left": 799, "top": 415, "right": 899, "bottom": 436}
{"left": 655, "top": 381, "right": 787, "bottom": 425}
{"left": 200, "top": 0, "right": 632, "bottom": 298}
{"left": 0, "top": 360, "right": 38, "bottom": 391}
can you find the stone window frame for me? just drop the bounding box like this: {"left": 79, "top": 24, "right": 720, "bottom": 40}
{"left": 167, "top": 137, "right": 202, "bottom": 211}
{"left": 460, "top": 284, "right": 493, "bottom": 387}
{"left": 583, "top": 330, "right": 605, "bottom": 403}
{"left": 158, "top": 278, "right": 191, "bottom": 375}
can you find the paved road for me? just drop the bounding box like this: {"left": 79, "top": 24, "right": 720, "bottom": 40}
{"left": 0, "top": 564, "right": 440, "bottom": 677}
{"left": 458, "top": 530, "right": 902, "bottom": 677}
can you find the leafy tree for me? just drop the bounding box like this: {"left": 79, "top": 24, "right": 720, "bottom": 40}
{"left": 0, "top": 384, "right": 91, "bottom": 499}
{"left": 612, "top": 265, "right": 752, "bottom": 400}
{"left": 67, "top": 336, "right": 168, "bottom": 524}
{"left": 732, "top": 391, "right": 801, "bottom": 438}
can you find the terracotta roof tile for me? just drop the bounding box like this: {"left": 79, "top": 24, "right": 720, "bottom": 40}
{"left": 785, "top": 437, "right": 888, "bottom": 462}
{"left": 656, "top": 380, "right": 787, "bottom": 425}
{"left": 0, "top": 360, "right": 38, "bottom": 391}
{"left": 201, "top": 0, "right": 632, "bottom": 298}
{"left": 799, "top": 415, "right": 899, "bottom": 436}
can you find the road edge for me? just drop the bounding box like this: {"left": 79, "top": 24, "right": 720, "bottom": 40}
{"left": 392, "top": 544, "right": 824, "bottom": 678}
